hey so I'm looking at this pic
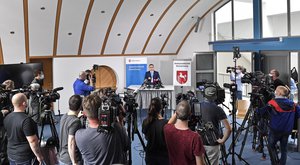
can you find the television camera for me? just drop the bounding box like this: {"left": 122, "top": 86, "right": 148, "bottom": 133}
{"left": 197, "top": 81, "right": 225, "bottom": 105}
{"left": 241, "top": 71, "right": 274, "bottom": 105}
{"left": 38, "top": 87, "right": 63, "bottom": 151}
{"left": 97, "top": 88, "right": 124, "bottom": 132}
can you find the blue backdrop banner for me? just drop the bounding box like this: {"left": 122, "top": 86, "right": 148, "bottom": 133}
{"left": 126, "top": 58, "right": 147, "bottom": 87}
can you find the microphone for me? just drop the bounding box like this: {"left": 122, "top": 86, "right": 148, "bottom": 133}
{"left": 53, "top": 87, "right": 64, "bottom": 92}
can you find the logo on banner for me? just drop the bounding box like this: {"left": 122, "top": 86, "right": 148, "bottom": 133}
{"left": 177, "top": 71, "right": 188, "bottom": 84}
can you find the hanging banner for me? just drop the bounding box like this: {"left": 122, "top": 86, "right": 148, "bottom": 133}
{"left": 126, "top": 57, "right": 147, "bottom": 87}
{"left": 173, "top": 59, "right": 191, "bottom": 86}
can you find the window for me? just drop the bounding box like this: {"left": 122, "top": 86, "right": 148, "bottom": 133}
{"left": 233, "top": 0, "right": 253, "bottom": 39}
{"left": 215, "top": 1, "right": 232, "bottom": 40}
{"left": 262, "top": 0, "right": 287, "bottom": 38}
{"left": 290, "top": 0, "right": 300, "bottom": 36}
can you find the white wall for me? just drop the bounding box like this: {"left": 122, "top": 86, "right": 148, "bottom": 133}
{"left": 53, "top": 55, "right": 176, "bottom": 114}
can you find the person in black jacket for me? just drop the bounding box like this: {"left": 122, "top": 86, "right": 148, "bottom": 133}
{"left": 142, "top": 97, "right": 169, "bottom": 165}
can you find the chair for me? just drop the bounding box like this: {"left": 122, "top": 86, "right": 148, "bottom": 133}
{"left": 236, "top": 100, "right": 250, "bottom": 119}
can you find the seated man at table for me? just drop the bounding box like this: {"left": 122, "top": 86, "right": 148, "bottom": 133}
{"left": 144, "top": 64, "right": 162, "bottom": 88}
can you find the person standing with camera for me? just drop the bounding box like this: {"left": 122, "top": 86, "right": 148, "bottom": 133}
{"left": 59, "top": 95, "right": 83, "bottom": 165}
{"left": 75, "top": 94, "right": 129, "bottom": 165}
{"left": 164, "top": 100, "right": 205, "bottom": 165}
{"left": 142, "top": 97, "right": 169, "bottom": 165}
{"left": 230, "top": 65, "right": 244, "bottom": 100}
{"left": 200, "top": 86, "right": 232, "bottom": 165}
{"left": 257, "top": 86, "right": 300, "bottom": 165}
{"left": 4, "top": 93, "right": 44, "bottom": 165}
{"left": 73, "top": 71, "right": 94, "bottom": 97}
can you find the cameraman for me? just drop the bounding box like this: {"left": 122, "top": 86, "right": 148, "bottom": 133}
{"left": 59, "top": 95, "right": 83, "bottom": 165}
{"left": 230, "top": 65, "right": 244, "bottom": 100}
{"left": 200, "top": 86, "right": 231, "bottom": 165}
{"left": 73, "top": 71, "right": 94, "bottom": 96}
{"left": 257, "top": 86, "right": 300, "bottom": 165}
{"left": 4, "top": 93, "right": 44, "bottom": 164}
{"left": 75, "top": 94, "right": 129, "bottom": 164}
{"left": 164, "top": 100, "right": 205, "bottom": 165}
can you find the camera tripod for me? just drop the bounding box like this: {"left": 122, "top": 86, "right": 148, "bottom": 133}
{"left": 225, "top": 47, "right": 249, "bottom": 165}
{"left": 228, "top": 92, "right": 280, "bottom": 164}
{"left": 39, "top": 110, "right": 60, "bottom": 152}
{"left": 125, "top": 102, "right": 146, "bottom": 165}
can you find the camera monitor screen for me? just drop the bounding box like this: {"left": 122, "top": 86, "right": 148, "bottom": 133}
{"left": 0, "top": 63, "right": 43, "bottom": 89}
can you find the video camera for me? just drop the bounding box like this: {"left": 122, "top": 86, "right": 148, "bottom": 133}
{"left": 123, "top": 92, "right": 138, "bottom": 113}
{"left": 95, "top": 88, "right": 125, "bottom": 132}
{"left": 38, "top": 87, "right": 63, "bottom": 111}
{"left": 197, "top": 81, "right": 225, "bottom": 105}
{"left": 175, "top": 91, "right": 198, "bottom": 105}
{"left": 241, "top": 71, "right": 274, "bottom": 105}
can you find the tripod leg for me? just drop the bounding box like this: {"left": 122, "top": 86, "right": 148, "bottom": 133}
{"left": 135, "top": 129, "right": 146, "bottom": 151}
{"left": 220, "top": 144, "right": 229, "bottom": 165}
{"left": 228, "top": 106, "right": 253, "bottom": 155}
{"left": 238, "top": 118, "right": 251, "bottom": 158}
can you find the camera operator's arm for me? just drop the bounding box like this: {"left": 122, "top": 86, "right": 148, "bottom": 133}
{"left": 24, "top": 118, "right": 44, "bottom": 164}
{"left": 195, "top": 155, "right": 205, "bottom": 165}
{"left": 68, "top": 135, "right": 78, "bottom": 165}
{"left": 79, "top": 82, "right": 94, "bottom": 92}
{"left": 217, "top": 119, "right": 232, "bottom": 144}
{"left": 168, "top": 113, "right": 177, "bottom": 124}
{"left": 68, "top": 120, "right": 82, "bottom": 165}
{"left": 1, "top": 109, "right": 9, "bottom": 117}
{"left": 26, "top": 135, "right": 44, "bottom": 164}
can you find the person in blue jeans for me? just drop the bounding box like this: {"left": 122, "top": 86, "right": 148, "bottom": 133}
{"left": 257, "top": 86, "right": 300, "bottom": 165}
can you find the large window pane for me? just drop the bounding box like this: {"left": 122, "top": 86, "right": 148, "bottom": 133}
{"left": 291, "top": 0, "right": 300, "bottom": 36}
{"left": 215, "top": 1, "right": 232, "bottom": 40}
{"left": 234, "top": 0, "right": 253, "bottom": 39}
{"left": 262, "top": 0, "right": 287, "bottom": 38}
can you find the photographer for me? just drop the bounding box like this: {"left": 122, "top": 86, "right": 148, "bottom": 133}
{"left": 200, "top": 86, "right": 231, "bottom": 165}
{"left": 142, "top": 97, "right": 169, "bottom": 165}
{"left": 164, "top": 100, "right": 205, "bottom": 165}
{"left": 75, "top": 94, "right": 129, "bottom": 164}
{"left": 230, "top": 65, "right": 244, "bottom": 100}
{"left": 73, "top": 71, "right": 94, "bottom": 97}
{"left": 257, "top": 86, "right": 300, "bottom": 165}
{"left": 4, "top": 93, "right": 44, "bottom": 164}
{"left": 59, "top": 95, "right": 82, "bottom": 165}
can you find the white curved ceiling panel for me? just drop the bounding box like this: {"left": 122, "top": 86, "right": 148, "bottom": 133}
{"left": 28, "top": 0, "right": 57, "bottom": 56}
{"left": 125, "top": 0, "right": 173, "bottom": 54}
{"left": 0, "top": 0, "right": 26, "bottom": 63}
{"left": 163, "top": 0, "right": 218, "bottom": 53}
{"left": 57, "top": 0, "right": 89, "bottom": 55}
{"left": 81, "top": 0, "right": 119, "bottom": 55}
{"left": 104, "top": 0, "right": 147, "bottom": 54}
{"left": 144, "top": 0, "right": 196, "bottom": 54}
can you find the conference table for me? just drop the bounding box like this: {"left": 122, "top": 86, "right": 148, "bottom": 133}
{"left": 127, "top": 85, "right": 175, "bottom": 110}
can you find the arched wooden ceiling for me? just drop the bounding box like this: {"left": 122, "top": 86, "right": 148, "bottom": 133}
{"left": 0, "top": 0, "right": 225, "bottom": 63}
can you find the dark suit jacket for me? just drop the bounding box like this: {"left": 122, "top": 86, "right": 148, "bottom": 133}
{"left": 144, "top": 71, "right": 161, "bottom": 81}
